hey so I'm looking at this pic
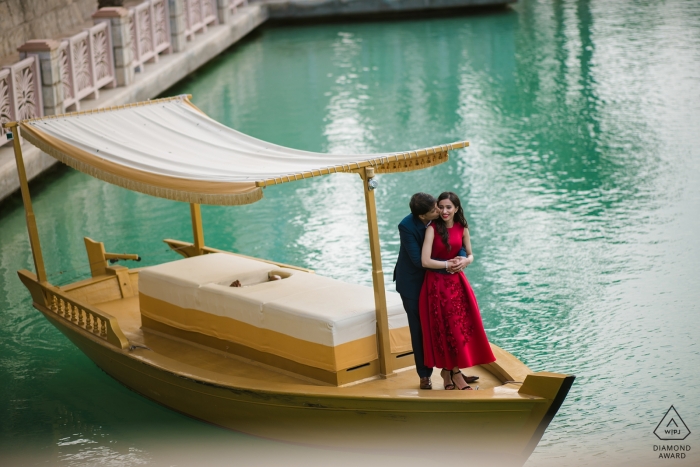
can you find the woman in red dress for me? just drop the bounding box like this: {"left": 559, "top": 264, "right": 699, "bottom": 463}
{"left": 419, "top": 192, "right": 495, "bottom": 390}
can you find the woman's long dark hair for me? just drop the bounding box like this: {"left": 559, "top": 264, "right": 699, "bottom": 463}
{"left": 434, "top": 192, "right": 468, "bottom": 251}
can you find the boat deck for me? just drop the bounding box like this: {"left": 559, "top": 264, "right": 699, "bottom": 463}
{"left": 19, "top": 267, "right": 564, "bottom": 460}
{"left": 94, "top": 294, "right": 526, "bottom": 399}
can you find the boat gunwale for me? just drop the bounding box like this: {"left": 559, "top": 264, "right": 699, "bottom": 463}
{"left": 31, "top": 297, "right": 545, "bottom": 405}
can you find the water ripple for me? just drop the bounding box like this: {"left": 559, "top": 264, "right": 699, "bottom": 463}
{"left": 1, "top": 1, "right": 700, "bottom": 465}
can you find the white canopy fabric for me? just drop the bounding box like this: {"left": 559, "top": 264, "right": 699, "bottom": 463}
{"left": 20, "top": 95, "right": 468, "bottom": 205}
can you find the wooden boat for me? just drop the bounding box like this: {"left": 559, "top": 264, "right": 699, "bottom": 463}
{"left": 5, "top": 96, "right": 574, "bottom": 466}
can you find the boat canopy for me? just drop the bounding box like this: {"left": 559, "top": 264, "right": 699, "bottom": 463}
{"left": 19, "top": 95, "right": 467, "bottom": 205}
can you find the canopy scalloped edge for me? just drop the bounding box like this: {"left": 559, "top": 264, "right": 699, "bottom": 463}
{"left": 255, "top": 147, "right": 457, "bottom": 186}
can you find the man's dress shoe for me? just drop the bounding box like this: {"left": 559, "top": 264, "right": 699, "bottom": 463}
{"left": 419, "top": 377, "right": 432, "bottom": 390}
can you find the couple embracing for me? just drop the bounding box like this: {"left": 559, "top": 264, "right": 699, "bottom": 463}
{"left": 394, "top": 192, "right": 495, "bottom": 391}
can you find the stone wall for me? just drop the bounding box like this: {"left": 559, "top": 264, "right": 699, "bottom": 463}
{"left": 0, "top": 0, "right": 98, "bottom": 65}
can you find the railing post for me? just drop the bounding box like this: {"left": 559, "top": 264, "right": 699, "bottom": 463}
{"left": 169, "top": 0, "right": 187, "bottom": 52}
{"left": 217, "top": 0, "right": 230, "bottom": 24}
{"left": 17, "top": 40, "right": 64, "bottom": 116}
{"left": 93, "top": 7, "right": 134, "bottom": 87}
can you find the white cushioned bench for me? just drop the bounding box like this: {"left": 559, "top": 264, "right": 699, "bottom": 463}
{"left": 139, "top": 254, "right": 411, "bottom": 377}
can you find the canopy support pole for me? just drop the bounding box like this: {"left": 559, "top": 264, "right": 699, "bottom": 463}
{"left": 190, "top": 203, "right": 205, "bottom": 255}
{"left": 361, "top": 167, "right": 394, "bottom": 378}
{"left": 7, "top": 123, "right": 47, "bottom": 282}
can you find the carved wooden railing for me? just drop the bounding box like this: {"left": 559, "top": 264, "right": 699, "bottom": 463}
{"left": 0, "top": 56, "right": 43, "bottom": 147}
{"left": 59, "top": 22, "right": 117, "bottom": 112}
{"left": 230, "top": 0, "right": 248, "bottom": 14}
{"left": 184, "top": 0, "right": 218, "bottom": 41}
{"left": 129, "top": 0, "right": 172, "bottom": 73}
{"left": 43, "top": 287, "right": 130, "bottom": 350}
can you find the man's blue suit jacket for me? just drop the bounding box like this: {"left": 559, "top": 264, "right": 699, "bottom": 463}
{"left": 393, "top": 213, "right": 466, "bottom": 301}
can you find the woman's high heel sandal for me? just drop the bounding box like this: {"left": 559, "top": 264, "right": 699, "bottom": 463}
{"left": 452, "top": 370, "right": 479, "bottom": 384}
{"left": 451, "top": 370, "right": 473, "bottom": 390}
{"left": 441, "top": 369, "right": 455, "bottom": 390}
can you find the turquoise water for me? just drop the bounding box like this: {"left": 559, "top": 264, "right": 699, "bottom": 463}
{"left": 2, "top": 1, "right": 700, "bottom": 465}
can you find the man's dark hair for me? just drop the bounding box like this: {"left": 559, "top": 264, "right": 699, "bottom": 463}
{"left": 409, "top": 192, "right": 436, "bottom": 216}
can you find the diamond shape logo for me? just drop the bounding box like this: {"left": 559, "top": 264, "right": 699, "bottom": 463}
{"left": 654, "top": 406, "right": 691, "bottom": 440}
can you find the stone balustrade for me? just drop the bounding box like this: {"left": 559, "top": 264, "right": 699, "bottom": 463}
{"left": 60, "top": 22, "right": 118, "bottom": 111}
{"left": 15, "top": 22, "right": 118, "bottom": 117}
{"left": 128, "top": 0, "right": 172, "bottom": 73}
{"left": 230, "top": 0, "right": 249, "bottom": 14}
{"left": 0, "top": 56, "right": 43, "bottom": 147}
{"left": 93, "top": 7, "right": 134, "bottom": 87}
{"left": 220, "top": 0, "right": 249, "bottom": 24}
{"left": 184, "top": 0, "right": 219, "bottom": 41}
{"left": 0, "top": 0, "right": 253, "bottom": 137}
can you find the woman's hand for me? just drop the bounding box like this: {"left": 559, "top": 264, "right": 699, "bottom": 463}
{"left": 447, "top": 256, "right": 469, "bottom": 273}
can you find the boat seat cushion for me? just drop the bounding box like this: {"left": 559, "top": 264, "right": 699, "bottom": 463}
{"left": 138, "top": 253, "right": 273, "bottom": 310}
{"left": 139, "top": 253, "right": 411, "bottom": 372}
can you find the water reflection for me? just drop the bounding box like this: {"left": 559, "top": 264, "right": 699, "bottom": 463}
{"left": 1, "top": 1, "right": 700, "bottom": 466}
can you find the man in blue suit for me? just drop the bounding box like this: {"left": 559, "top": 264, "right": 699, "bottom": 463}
{"left": 393, "top": 192, "right": 471, "bottom": 390}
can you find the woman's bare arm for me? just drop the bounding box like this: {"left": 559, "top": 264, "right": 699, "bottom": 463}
{"left": 421, "top": 226, "right": 451, "bottom": 270}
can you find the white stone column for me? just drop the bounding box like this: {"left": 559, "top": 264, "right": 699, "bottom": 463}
{"left": 217, "top": 0, "right": 231, "bottom": 24}
{"left": 17, "top": 40, "right": 64, "bottom": 116}
{"left": 169, "top": 0, "right": 187, "bottom": 52}
{"left": 93, "top": 7, "right": 134, "bottom": 87}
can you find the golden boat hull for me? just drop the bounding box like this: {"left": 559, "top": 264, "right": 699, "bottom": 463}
{"left": 6, "top": 101, "right": 573, "bottom": 466}
{"left": 19, "top": 267, "right": 574, "bottom": 467}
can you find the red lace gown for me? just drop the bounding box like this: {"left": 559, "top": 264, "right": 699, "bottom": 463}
{"left": 419, "top": 223, "right": 496, "bottom": 370}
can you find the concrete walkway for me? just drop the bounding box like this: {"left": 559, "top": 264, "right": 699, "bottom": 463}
{"left": 0, "top": 0, "right": 510, "bottom": 204}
